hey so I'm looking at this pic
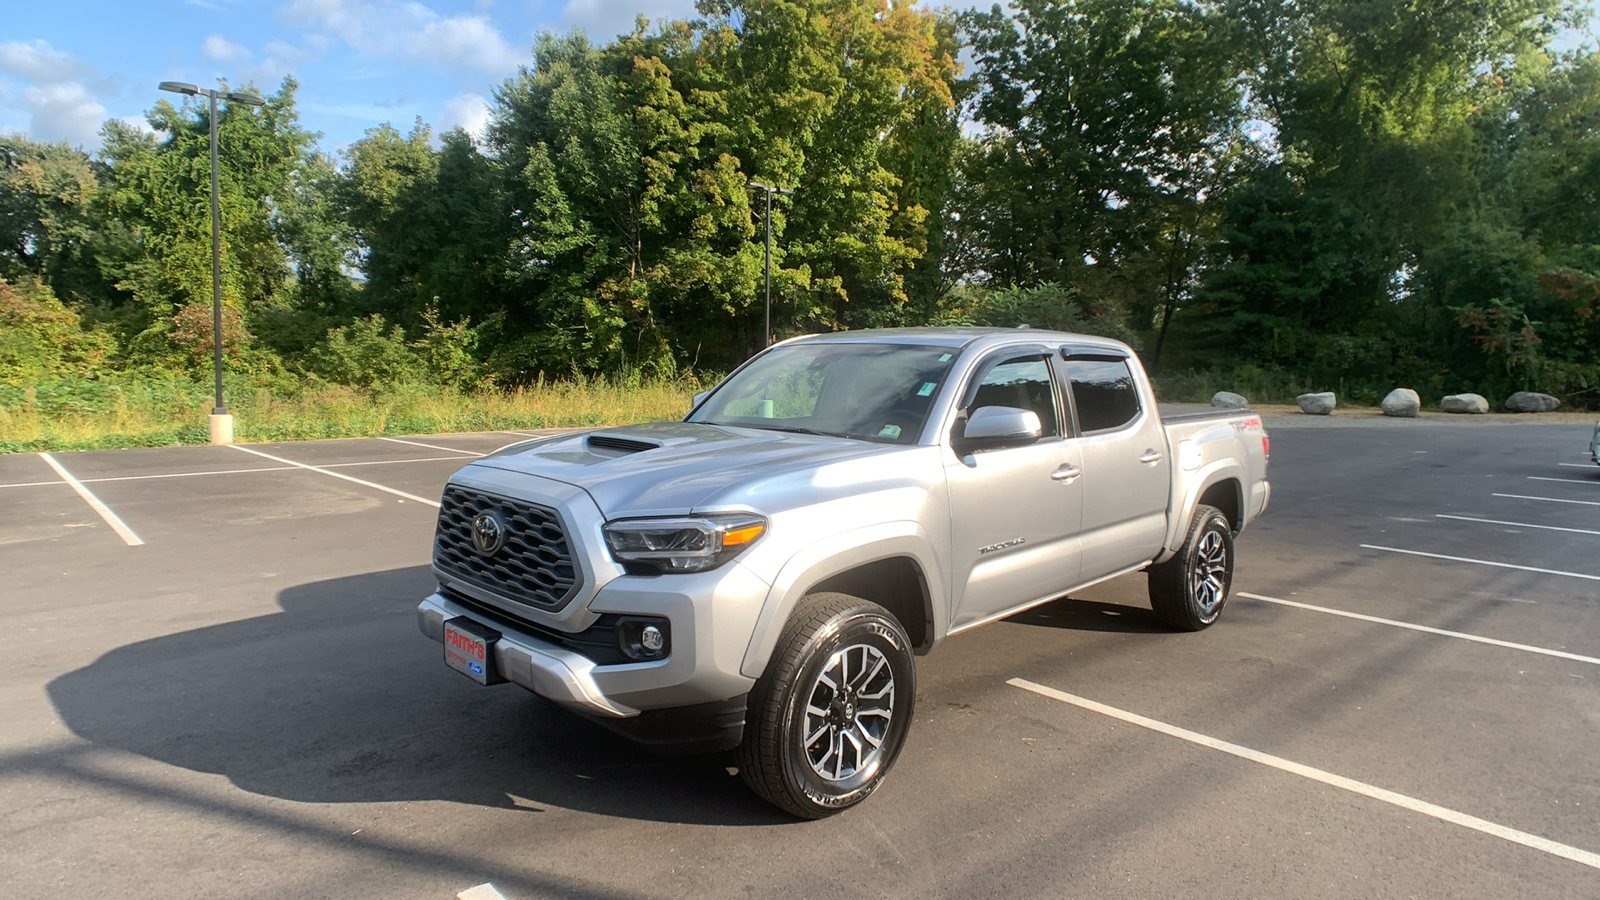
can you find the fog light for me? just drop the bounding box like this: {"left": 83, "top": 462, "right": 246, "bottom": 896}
{"left": 616, "top": 617, "right": 670, "bottom": 661}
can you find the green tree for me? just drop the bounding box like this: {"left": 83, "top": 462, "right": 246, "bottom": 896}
{"left": 95, "top": 78, "right": 324, "bottom": 376}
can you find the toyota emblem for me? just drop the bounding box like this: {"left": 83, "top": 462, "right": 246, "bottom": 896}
{"left": 471, "top": 511, "right": 505, "bottom": 555}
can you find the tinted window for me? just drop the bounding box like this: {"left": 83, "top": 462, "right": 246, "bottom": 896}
{"left": 968, "top": 355, "right": 1059, "bottom": 438}
{"left": 1065, "top": 359, "right": 1140, "bottom": 431}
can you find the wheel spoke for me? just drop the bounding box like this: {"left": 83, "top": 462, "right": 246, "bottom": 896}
{"left": 854, "top": 654, "right": 887, "bottom": 691}
{"left": 805, "top": 721, "right": 830, "bottom": 747}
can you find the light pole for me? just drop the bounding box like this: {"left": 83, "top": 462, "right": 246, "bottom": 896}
{"left": 746, "top": 181, "right": 793, "bottom": 348}
{"left": 159, "top": 80, "right": 264, "bottom": 445}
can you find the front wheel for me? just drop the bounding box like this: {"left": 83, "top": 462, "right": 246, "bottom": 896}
{"left": 738, "top": 593, "right": 916, "bottom": 819}
{"left": 1148, "top": 504, "right": 1234, "bottom": 631}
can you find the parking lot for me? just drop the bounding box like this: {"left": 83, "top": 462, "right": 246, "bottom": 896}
{"left": 2, "top": 417, "right": 1598, "bottom": 899}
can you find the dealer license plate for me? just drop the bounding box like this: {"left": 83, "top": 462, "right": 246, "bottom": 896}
{"left": 443, "top": 616, "right": 501, "bottom": 685}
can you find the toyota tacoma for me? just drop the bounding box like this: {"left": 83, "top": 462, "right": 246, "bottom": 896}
{"left": 418, "top": 328, "right": 1270, "bottom": 817}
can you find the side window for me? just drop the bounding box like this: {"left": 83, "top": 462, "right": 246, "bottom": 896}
{"left": 968, "top": 355, "right": 1060, "bottom": 438}
{"left": 1064, "top": 359, "right": 1140, "bottom": 432}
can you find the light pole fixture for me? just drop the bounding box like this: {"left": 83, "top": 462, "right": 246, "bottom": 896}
{"left": 746, "top": 181, "right": 794, "bottom": 348}
{"left": 159, "top": 80, "right": 265, "bottom": 445}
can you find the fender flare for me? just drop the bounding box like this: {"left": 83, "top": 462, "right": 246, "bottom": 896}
{"left": 738, "top": 521, "right": 946, "bottom": 679}
{"left": 1154, "top": 459, "right": 1245, "bottom": 565}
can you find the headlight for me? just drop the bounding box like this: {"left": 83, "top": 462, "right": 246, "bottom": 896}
{"left": 603, "top": 514, "right": 767, "bottom": 573}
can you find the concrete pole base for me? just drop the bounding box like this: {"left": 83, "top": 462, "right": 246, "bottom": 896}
{"left": 208, "top": 413, "right": 235, "bottom": 445}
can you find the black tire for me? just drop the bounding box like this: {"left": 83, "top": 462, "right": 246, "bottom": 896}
{"left": 738, "top": 593, "right": 916, "bottom": 819}
{"left": 1148, "top": 504, "right": 1234, "bottom": 631}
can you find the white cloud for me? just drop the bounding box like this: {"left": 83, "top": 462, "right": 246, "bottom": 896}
{"left": 280, "top": 0, "right": 523, "bottom": 76}
{"left": 441, "top": 91, "right": 490, "bottom": 139}
{"left": 18, "top": 82, "right": 107, "bottom": 147}
{"left": 0, "top": 39, "right": 93, "bottom": 83}
{"left": 0, "top": 40, "right": 109, "bottom": 147}
{"left": 413, "top": 15, "right": 520, "bottom": 73}
{"left": 557, "top": 0, "right": 696, "bottom": 42}
{"left": 202, "top": 35, "right": 251, "bottom": 63}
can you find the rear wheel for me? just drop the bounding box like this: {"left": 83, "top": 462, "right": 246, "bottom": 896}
{"left": 1148, "top": 504, "right": 1233, "bottom": 631}
{"left": 738, "top": 593, "right": 916, "bottom": 818}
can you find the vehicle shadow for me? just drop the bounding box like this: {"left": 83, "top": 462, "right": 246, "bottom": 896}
{"left": 44, "top": 566, "right": 790, "bottom": 826}
{"left": 1006, "top": 596, "right": 1169, "bottom": 633}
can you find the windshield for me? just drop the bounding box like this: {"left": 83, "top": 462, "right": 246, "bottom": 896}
{"left": 688, "top": 343, "right": 959, "bottom": 444}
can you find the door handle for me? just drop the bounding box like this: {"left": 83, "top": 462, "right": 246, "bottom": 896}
{"left": 1139, "top": 449, "right": 1163, "bottom": 465}
{"left": 1050, "top": 464, "right": 1081, "bottom": 483}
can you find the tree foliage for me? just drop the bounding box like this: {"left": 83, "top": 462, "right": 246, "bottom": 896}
{"left": 1, "top": 0, "right": 1596, "bottom": 410}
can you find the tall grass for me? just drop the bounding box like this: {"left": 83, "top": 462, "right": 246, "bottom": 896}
{"left": 0, "top": 375, "right": 700, "bottom": 453}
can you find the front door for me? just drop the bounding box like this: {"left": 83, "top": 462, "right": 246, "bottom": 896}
{"left": 944, "top": 353, "right": 1084, "bottom": 631}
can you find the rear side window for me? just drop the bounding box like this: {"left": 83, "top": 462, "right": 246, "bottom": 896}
{"left": 1065, "top": 359, "right": 1140, "bottom": 432}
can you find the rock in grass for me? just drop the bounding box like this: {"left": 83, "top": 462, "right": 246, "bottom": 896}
{"left": 1381, "top": 388, "right": 1420, "bottom": 417}
{"left": 1211, "top": 391, "right": 1249, "bottom": 409}
{"left": 1296, "top": 392, "right": 1336, "bottom": 415}
{"left": 1504, "top": 391, "right": 1560, "bottom": 413}
{"left": 1440, "top": 393, "right": 1489, "bottom": 414}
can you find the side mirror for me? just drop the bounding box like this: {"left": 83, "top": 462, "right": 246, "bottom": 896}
{"left": 689, "top": 390, "right": 711, "bottom": 414}
{"left": 954, "top": 405, "right": 1042, "bottom": 453}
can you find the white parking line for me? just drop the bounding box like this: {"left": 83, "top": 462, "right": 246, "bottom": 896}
{"left": 231, "top": 445, "right": 441, "bottom": 507}
{"left": 380, "top": 437, "right": 483, "bottom": 456}
{"left": 38, "top": 453, "right": 144, "bottom": 547}
{"left": 1527, "top": 476, "right": 1599, "bottom": 486}
{"left": 1436, "top": 514, "right": 1600, "bottom": 536}
{"left": 1558, "top": 463, "right": 1597, "bottom": 469}
{"left": 0, "top": 456, "right": 473, "bottom": 490}
{"left": 1008, "top": 678, "right": 1600, "bottom": 872}
{"left": 1237, "top": 592, "right": 1600, "bottom": 666}
{"left": 1493, "top": 493, "right": 1600, "bottom": 507}
{"left": 1360, "top": 544, "right": 1600, "bottom": 582}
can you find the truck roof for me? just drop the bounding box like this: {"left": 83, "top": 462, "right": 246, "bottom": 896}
{"left": 782, "top": 326, "right": 1131, "bottom": 353}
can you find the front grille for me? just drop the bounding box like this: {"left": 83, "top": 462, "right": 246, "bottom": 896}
{"left": 434, "top": 485, "right": 580, "bottom": 609}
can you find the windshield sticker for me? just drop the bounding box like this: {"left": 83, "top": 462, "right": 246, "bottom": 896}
{"left": 917, "top": 382, "right": 937, "bottom": 397}
{"left": 938, "top": 353, "right": 952, "bottom": 362}
{"left": 878, "top": 424, "right": 902, "bottom": 438}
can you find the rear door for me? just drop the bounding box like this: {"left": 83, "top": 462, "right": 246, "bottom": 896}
{"left": 1057, "top": 351, "right": 1173, "bottom": 579}
{"left": 944, "top": 351, "right": 1084, "bottom": 630}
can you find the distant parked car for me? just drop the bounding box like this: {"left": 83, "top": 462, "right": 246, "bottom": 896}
{"left": 1591, "top": 419, "right": 1599, "bottom": 465}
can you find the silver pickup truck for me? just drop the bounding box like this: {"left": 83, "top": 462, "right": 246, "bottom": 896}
{"left": 418, "top": 327, "right": 1270, "bottom": 817}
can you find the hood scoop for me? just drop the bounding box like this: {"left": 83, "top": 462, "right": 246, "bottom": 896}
{"left": 586, "top": 433, "right": 661, "bottom": 455}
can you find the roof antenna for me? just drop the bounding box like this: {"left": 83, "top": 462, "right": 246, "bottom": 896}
{"left": 1015, "top": 323, "right": 1031, "bottom": 329}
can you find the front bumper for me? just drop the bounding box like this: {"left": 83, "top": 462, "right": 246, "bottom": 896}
{"left": 419, "top": 591, "right": 638, "bottom": 717}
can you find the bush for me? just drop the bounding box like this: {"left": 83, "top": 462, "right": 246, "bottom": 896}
{"left": 0, "top": 277, "right": 115, "bottom": 384}
{"left": 311, "top": 314, "right": 423, "bottom": 391}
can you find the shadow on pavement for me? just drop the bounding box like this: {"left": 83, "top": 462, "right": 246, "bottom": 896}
{"left": 46, "top": 566, "right": 789, "bottom": 826}
{"left": 1006, "top": 596, "right": 1169, "bottom": 634}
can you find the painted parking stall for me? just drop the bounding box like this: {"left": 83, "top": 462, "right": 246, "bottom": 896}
{"left": 3, "top": 420, "right": 1599, "bottom": 898}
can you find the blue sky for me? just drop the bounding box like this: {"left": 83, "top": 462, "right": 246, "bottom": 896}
{"left": 2, "top": 1, "right": 1595, "bottom": 157}
{"left": 0, "top": 0, "right": 700, "bottom": 154}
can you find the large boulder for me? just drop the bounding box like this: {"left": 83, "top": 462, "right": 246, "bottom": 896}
{"left": 1505, "top": 391, "right": 1560, "bottom": 413}
{"left": 1211, "top": 391, "right": 1250, "bottom": 409}
{"left": 1381, "top": 388, "right": 1420, "bottom": 418}
{"left": 1296, "top": 392, "right": 1336, "bottom": 415}
{"left": 1440, "top": 393, "right": 1489, "bottom": 414}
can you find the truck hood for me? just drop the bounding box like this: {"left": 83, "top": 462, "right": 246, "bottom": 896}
{"left": 466, "top": 421, "right": 902, "bottom": 516}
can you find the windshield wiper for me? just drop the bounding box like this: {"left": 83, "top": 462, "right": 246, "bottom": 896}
{"left": 704, "top": 421, "right": 854, "bottom": 439}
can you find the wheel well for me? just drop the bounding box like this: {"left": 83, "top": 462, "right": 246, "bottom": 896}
{"left": 807, "top": 557, "right": 932, "bottom": 653}
{"left": 1199, "top": 479, "right": 1242, "bottom": 531}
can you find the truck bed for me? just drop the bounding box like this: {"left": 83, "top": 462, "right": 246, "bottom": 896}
{"left": 1157, "top": 403, "right": 1251, "bottom": 424}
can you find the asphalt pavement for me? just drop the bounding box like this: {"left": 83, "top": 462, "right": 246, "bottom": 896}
{"left": 2, "top": 417, "right": 1598, "bottom": 899}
